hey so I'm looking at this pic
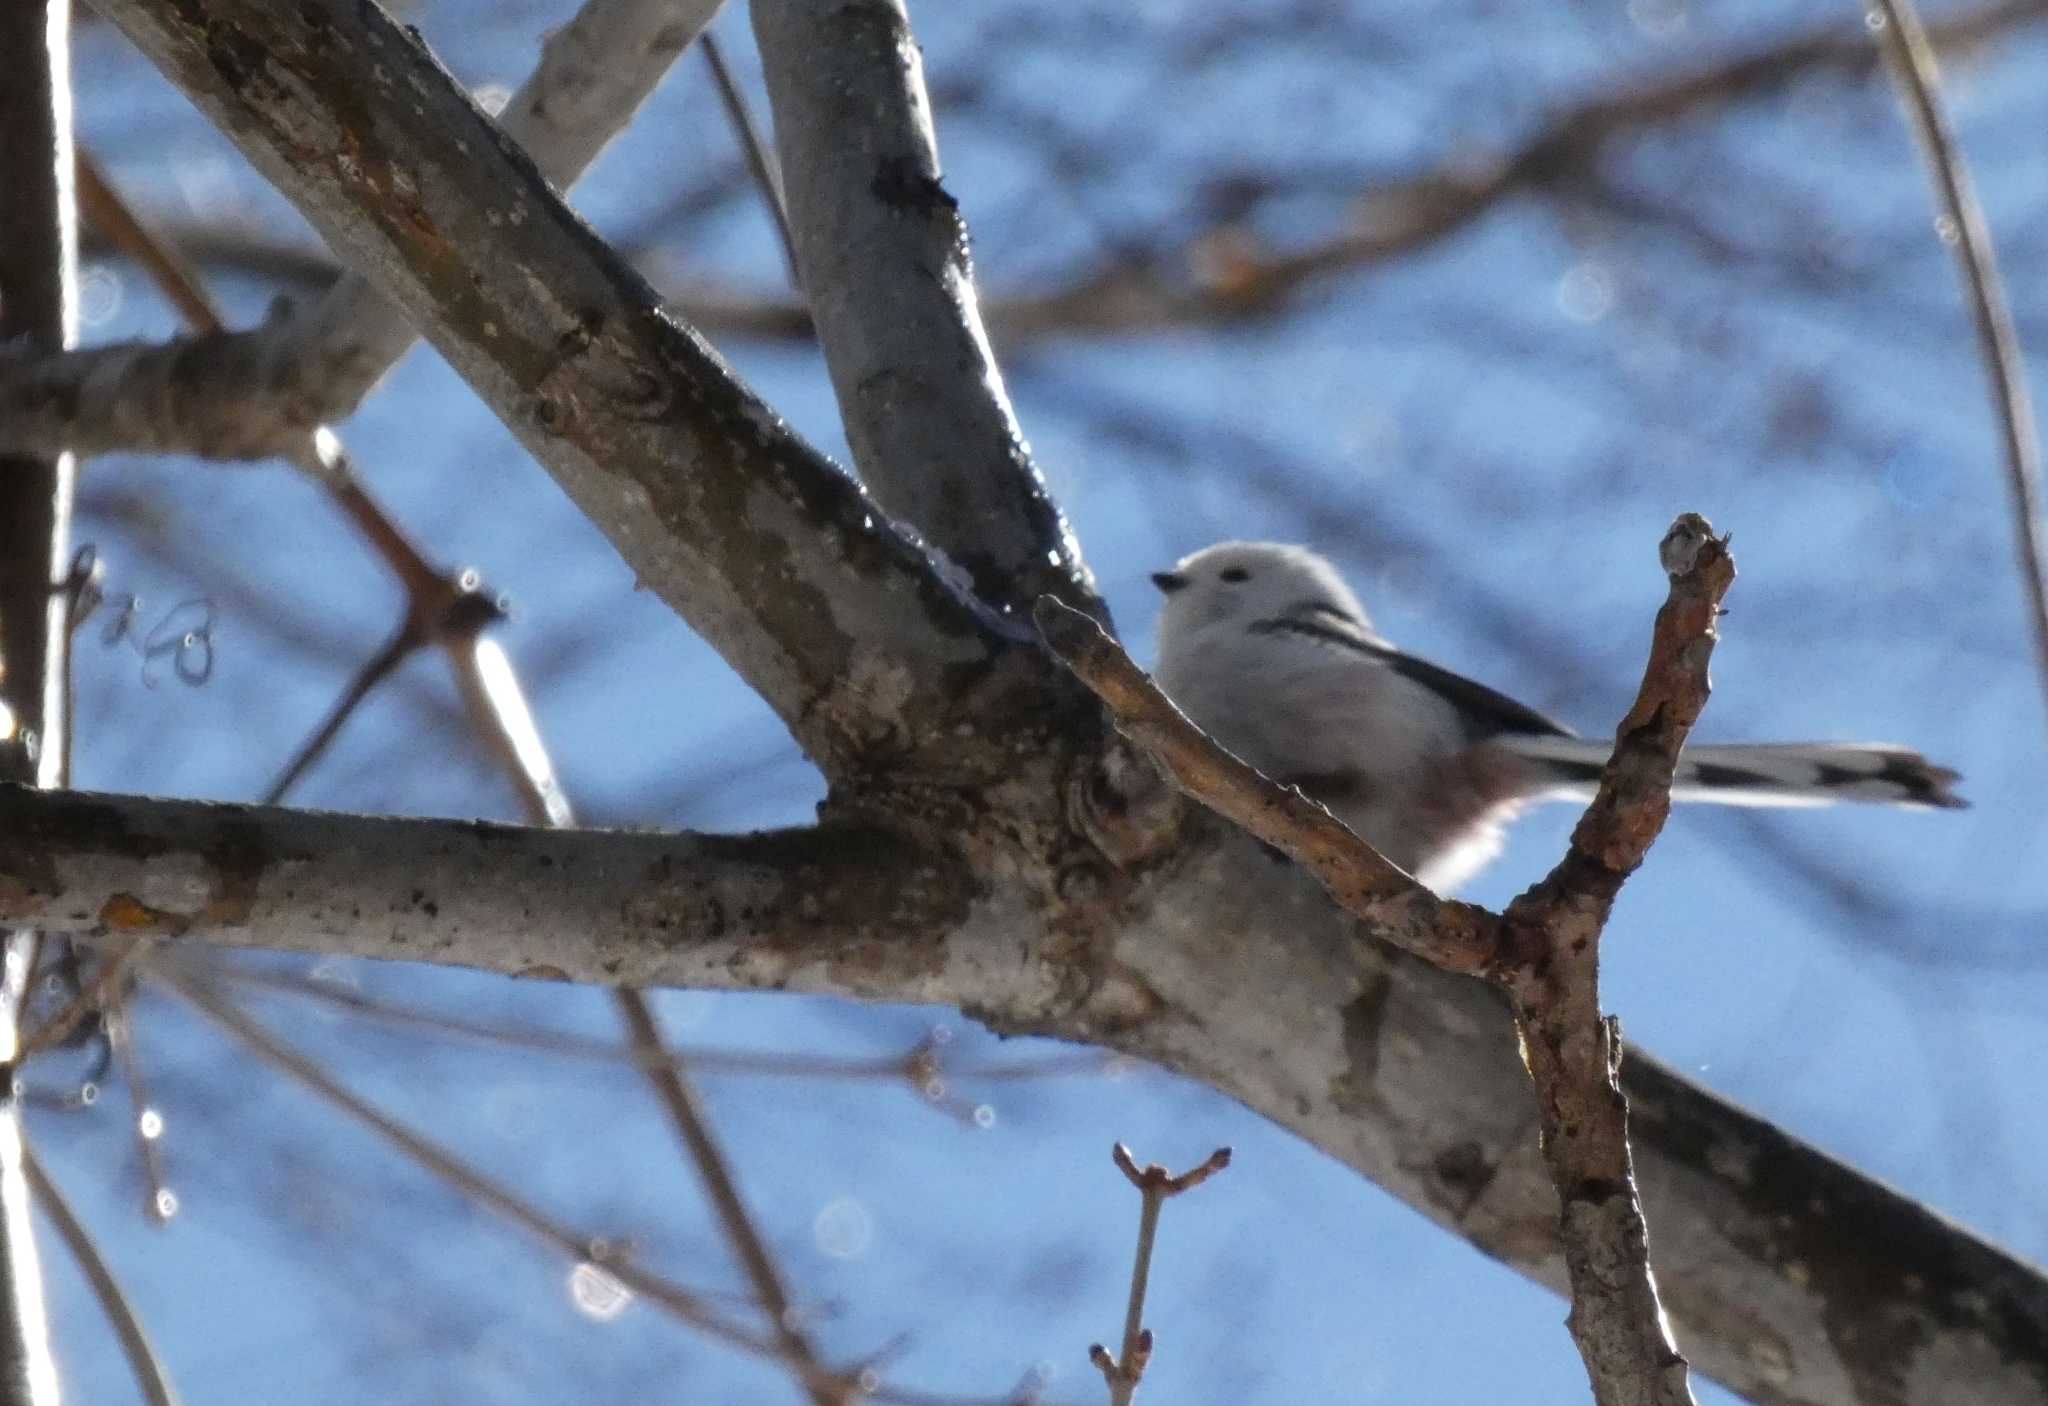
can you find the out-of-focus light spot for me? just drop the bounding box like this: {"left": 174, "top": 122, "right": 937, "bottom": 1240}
{"left": 172, "top": 146, "right": 238, "bottom": 216}
{"left": 658, "top": 989, "right": 712, "bottom": 1032}
{"left": 972, "top": 1104, "right": 996, "bottom": 1129}
{"left": 77, "top": 1082, "right": 98, "bottom": 1107}
{"left": 138, "top": 1108, "right": 164, "bottom": 1141}
{"left": 152, "top": 1189, "right": 180, "bottom": 1221}
{"left": 1340, "top": 404, "right": 1402, "bottom": 476}
{"left": 78, "top": 265, "right": 123, "bottom": 328}
{"left": 475, "top": 83, "right": 514, "bottom": 116}
{"left": 1627, "top": 0, "right": 1687, "bottom": 37}
{"left": 1933, "top": 215, "right": 1961, "bottom": 246}
{"left": 568, "top": 1262, "right": 632, "bottom": 1321}
{"left": 1865, "top": 9, "right": 1888, "bottom": 30}
{"left": 928, "top": 1023, "right": 954, "bottom": 1046}
{"left": 1556, "top": 263, "right": 1615, "bottom": 324}
{"left": 1883, "top": 451, "right": 1953, "bottom": 509}
{"left": 813, "top": 1196, "right": 874, "bottom": 1260}
{"left": 920, "top": 1077, "right": 946, "bottom": 1102}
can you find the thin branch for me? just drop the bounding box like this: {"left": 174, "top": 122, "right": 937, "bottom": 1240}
{"left": 199, "top": 961, "right": 1112, "bottom": 1086}
{"left": 1086, "top": 1145, "right": 1229, "bottom": 1406}
{"left": 1863, "top": 0, "right": 2048, "bottom": 729}
{"left": 21, "top": 1145, "right": 180, "bottom": 1406}
{"left": 1489, "top": 518, "right": 1735, "bottom": 1406}
{"left": 16, "top": 938, "right": 149, "bottom": 1060}
{"left": 158, "top": 972, "right": 784, "bottom": 1356}
{"left": 615, "top": 992, "right": 851, "bottom": 1406}
{"left": 1034, "top": 595, "right": 1502, "bottom": 976}
{"left": 699, "top": 31, "right": 801, "bottom": 287}
{"left": 262, "top": 626, "right": 417, "bottom": 804}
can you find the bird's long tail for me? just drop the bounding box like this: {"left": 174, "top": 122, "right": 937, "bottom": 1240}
{"left": 1500, "top": 737, "right": 1967, "bottom": 809}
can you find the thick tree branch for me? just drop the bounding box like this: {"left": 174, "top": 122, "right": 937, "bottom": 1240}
{"left": 292, "top": 0, "right": 724, "bottom": 418}
{"left": 0, "top": 787, "right": 987, "bottom": 997}
{"left": 3, "top": 777, "right": 2045, "bottom": 1404}
{"left": 752, "top": 0, "right": 1094, "bottom": 614}
{"left": 94, "top": 0, "right": 1067, "bottom": 778}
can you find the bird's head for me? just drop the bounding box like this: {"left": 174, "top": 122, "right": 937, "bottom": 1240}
{"left": 1151, "top": 541, "right": 1373, "bottom": 655}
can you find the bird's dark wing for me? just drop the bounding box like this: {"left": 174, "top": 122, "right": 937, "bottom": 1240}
{"left": 1250, "top": 609, "right": 1576, "bottom": 742}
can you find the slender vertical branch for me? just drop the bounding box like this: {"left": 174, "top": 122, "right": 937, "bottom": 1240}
{"left": 0, "top": 3, "right": 76, "bottom": 1401}
{"left": 1087, "top": 1145, "right": 1230, "bottom": 1406}
{"left": 1864, "top": 0, "right": 2048, "bottom": 729}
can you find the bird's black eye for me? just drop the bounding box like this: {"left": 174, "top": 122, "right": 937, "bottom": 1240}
{"left": 1219, "top": 567, "right": 1250, "bottom": 584}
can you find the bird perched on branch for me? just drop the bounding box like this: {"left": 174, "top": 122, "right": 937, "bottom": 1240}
{"left": 1151, "top": 541, "right": 1964, "bottom": 893}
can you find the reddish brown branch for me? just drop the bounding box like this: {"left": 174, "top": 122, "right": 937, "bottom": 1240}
{"left": 1034, "top": 597, "right": 1500, "bottom": 976}
{"left": 1492, "top": 517, "right": 1732, "bottom": 1406}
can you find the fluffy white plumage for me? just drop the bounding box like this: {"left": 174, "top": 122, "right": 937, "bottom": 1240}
{"left": 1151, "top": 541, "right": 1964, "bottom": 893}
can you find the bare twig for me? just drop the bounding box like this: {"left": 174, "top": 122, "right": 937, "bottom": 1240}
{"left": 17, "top": 939, "right": 150, "bottom": 1060}
{"left": 1863, "top": 0, "right": 2048, "bottom": 729}
{"left": 1488, "top": 518, "right": 1733, "bottom": 1406}
{"left": 158, "top": 972, "right": 790, "bottom": 1357}
{"left": 1087, "top": 1144, "right": 1230, "bottom": 1406}
{"left": 616, "top": 992, "right": 852, "bottom": 1406}
{"left": 192, "top": 961, "right": 1110, "bottom": 1086}
{"left": 21, "top": 1146, "right": 180, "bottom": 1406}
{"left": 699, "top": 31, "right": 801, "bottom": 287}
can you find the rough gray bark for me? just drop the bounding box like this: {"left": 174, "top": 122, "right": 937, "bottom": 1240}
{"left": 294, "top": 0, "right": 725, "bottom": 420}
{"left": 0, "top": 2, "right": 75, "bottom": 1401}
{"left": 751, "top": 0, "right": 1093, "bottom": 614}
{"left": 3, "top": 783, "right": 2045, "bottom": 1406}
{"left": 94, "top": 0, "right": 1074, "bottom": 784}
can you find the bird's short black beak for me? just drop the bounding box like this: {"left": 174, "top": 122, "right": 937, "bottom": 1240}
{"left": 1151, "top": 571, "right": 1189, "bottom": 594}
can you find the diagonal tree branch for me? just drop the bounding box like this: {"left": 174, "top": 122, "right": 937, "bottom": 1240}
{"left": 291, "top": 0, "right": 724, "bottom": 419}
{"left": 93, "top": 0, "right": 1069, "bottom": 779}
{"left": 751, "top": 0, "right": 1096, "bottom": 615}
{"left": 1863, "top": 0, "right": 2048, "bottom": 732}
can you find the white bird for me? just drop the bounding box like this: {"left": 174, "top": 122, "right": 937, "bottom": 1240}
{"left": 1151, "top": 541, "right": 1964, "bottom": 893}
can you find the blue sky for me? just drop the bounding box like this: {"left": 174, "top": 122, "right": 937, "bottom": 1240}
{"left": 37, "top": 0, "right": 2048, "bottom": 1401}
